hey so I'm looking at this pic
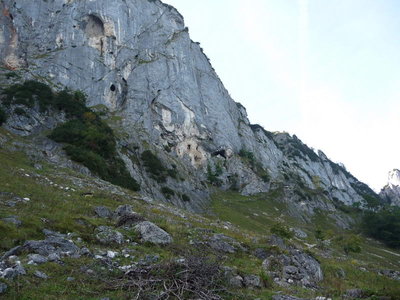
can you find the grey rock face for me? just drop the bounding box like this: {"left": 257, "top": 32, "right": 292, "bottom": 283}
{"left": 95, "top": 226, "right": 124, "bottom": 244}
{"left": 134, "top": 221, "right": 172, "bottom": 245}
{"left": 0, "top": 0, "right": 380, "bottom": 214}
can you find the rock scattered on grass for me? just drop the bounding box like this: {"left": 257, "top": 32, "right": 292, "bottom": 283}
{"left": 95, "top": 226, "right": 124, "bottom": 244}
{"left": 134, "top": 221, "right": 173, "bottom": 245}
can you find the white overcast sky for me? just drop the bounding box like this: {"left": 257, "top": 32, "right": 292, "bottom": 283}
{"left": 164, "top": 0, "right": 400, "bottom": 191}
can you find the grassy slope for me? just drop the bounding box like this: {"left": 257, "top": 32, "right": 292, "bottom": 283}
{"left": 0, "top": 127, "right": 399, "bottom": 299}
{"left": 211, "top": 190, "right": 400, "bottom": 299}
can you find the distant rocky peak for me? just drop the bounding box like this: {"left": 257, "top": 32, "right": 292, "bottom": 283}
{"left": 388, "top": 169, "right": 400, "bottom": 188}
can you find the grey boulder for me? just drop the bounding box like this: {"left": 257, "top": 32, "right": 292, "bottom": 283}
{"left": 243, "top": 274, "right": 262, "bottom": 288}
{"left": 134, "top": 221, "right": 172, "bottom": 245}
{"left": 34, "top": 270, "right": 49, "bottom": 279}
{"left": 262, "top": 249, "right": 323, "bottom": 288}
{"left": 28, "top": 254, "right": 48, "bottom": 264}
{"left": 23, "top": 236, "right": 80, "bottom": 257}
{"left": 94, "top": 206, "right": 113, "bottom": 218}
{"left": 95, "top": 226, "right": 124, "bottom": 244}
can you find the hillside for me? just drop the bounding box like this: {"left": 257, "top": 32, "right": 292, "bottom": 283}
{"left": 0, "top": 0, "right": 399, "bottom": 299}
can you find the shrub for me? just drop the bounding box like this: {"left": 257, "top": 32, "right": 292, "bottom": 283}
{"left": 342, "top": 235, "right": 362, "bottom": 254}
{"left": 161, "top": 187, "right": 175, "bottom": 199}
{"left": 2, "top": 80, "right": 53, "bottom": 111}
{"left": 13, "top": 107, "right": 27, "bottom": 116}
{"left": 141, "top": 150, "right": 167, "bottom": 182}
{"left": 1, "top": 80, "right": 88, "bottom": 117}
{"left": 239, "top": 149, "right": 270, "bottom": 183}
{"left": 0, "top": 107, "right": 7, "bottom": 125}
{"left": 207, "top": 164, "right": 222, "bottom": 186}
{"left": 54, "top": 89, "right": 88, "bottom": 118}
{"left": 315, "top": 228, "right": 325, "bottom": 241}
{"left": 270, "top": 222, "right": 294, "bottom": 239}
{"left": 362, "top": 207, "right": 400, "bottom": 248}
{"left": 239, "top": 149, "right": 255, "bottom": 166}
{"left": 141, "top": 150, "right": 177, "bottom": 183}
{"left": 181, "top": 194, "right": 190, "bottom": 202}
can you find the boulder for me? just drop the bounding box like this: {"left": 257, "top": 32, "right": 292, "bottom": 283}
{"left": 343, "top": 289, "right": 365, "bottom": 299}
{"left": 262, "top": 249, "right": 323, "bottom": 288}
{"left": 2, "top": 263, "right": 26, "bottom": 279}
{"left": 243, "top": 274, "right": 262, "bottom": 288}
{"left": 23, "top": 236, "right": 81, "bottom": 257}
{"left": 134, "top": 221, "right": 172, "bottom": 245}
{"left": 34, "top": 270, "right": 49, "bottom": 279}
{"left": 253, "top": 248, "right": 269, "bottom": 259}
{"left": 229, "top": 275, "right": 244, "bottom": 288}
{"left": 28, "top": 254, "right": 48, "bottom": 264}
{"left": 94, "top": 206, "right": 112, "bottom": 218}
{"left": 208, "top": 234, "right": 245, "bottom": 254}
{"left": 114, "top": 205, "right": 134, "bottom": 217}
{"left": 95, "top": 226, "right": 124, "bottom": 244}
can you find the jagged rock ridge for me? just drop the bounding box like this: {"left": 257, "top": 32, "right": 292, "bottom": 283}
{"left": 0, "top": 0, "right": 381, "bottom": 215}
{"left": 380, "top": 169, "right": 400, "bottom": 206}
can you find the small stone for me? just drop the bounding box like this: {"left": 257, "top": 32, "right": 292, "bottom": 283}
{"left": 34, "top": 270, "right": 49, "bottom": 279}
{"left": 28, "top": 254, "right": 48, "bottom": 264}
{"left": 80, "top": 247, "right": 91, "bottom": 256}
{"left": 2, "top": 268, "right": 16, "bottom": 279}
{"left": 94, "top": 206, "right": 112, "bottom": 218}
{"left": 67, "top": 277, "right": 75, "bottom": 281}
{"left": 253, "top": 248, "right": 268, "bottom": 259}
{"left": 115, "top": 205, "right": 133, "bottom": 217}
{"left": 107, "top": 251, "right": 118, "bottom": 258}
{"left": 243, "top": 275, "right": 262, "bottom": 288}
{"left": 95, "top": 226, "right": 124, "bottom": 244}
{"left": 229, "top": 275, "right": 244, "bottom": 288}
{"left": 344, "top": 289, "right": 364, "bottom": 299}
{"left": 48, "top": 253, "right": 61, "bottom": 261}
{"left": 1, "top": 216, "right": 22, "bottom": 227}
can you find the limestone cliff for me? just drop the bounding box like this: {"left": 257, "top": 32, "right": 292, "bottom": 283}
{"left": 0, "top": 0, "right": 381, "bottom": 216}
{"left": 380, "top": 169, "right": 400, "bottom": 206}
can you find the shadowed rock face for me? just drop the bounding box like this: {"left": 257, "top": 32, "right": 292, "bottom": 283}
{"left": 0, "top": 0, "right": 382, "bottom": 213}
